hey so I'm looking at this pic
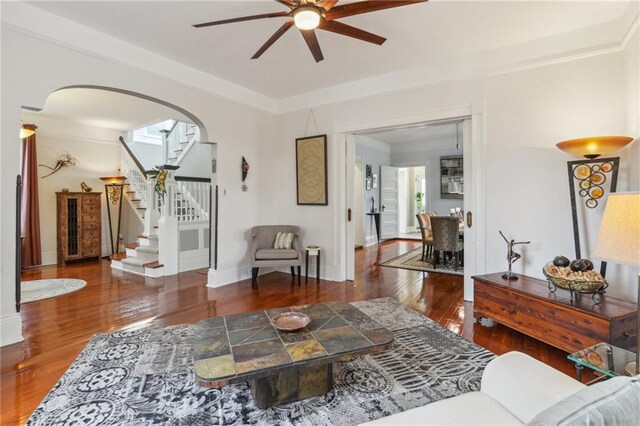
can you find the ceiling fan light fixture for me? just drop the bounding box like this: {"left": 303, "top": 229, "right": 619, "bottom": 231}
{"left": 294, "top": 6, "right": 321, "bottom": 30}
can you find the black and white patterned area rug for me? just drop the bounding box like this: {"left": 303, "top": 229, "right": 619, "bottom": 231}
{"left": 380, "top": 248, "right": 464, "bottom": 276}
{"left": 27, "top": 298, "right": 493, "bottom": 425}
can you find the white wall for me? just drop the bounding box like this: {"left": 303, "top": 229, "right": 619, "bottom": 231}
{"left": 127, "top": 139, "right": 162, "bottom": 171}
{"left": 20, "top": 113, "right": 132, "bottom": 264}
{"left": 1, "top": 26, "right": 278, "bottom": 346}
{"left": 274, "top": 30, "right": 639, "bottom": 300}
{"left": 392, "top": 147, "right": 464, "bottom": 216}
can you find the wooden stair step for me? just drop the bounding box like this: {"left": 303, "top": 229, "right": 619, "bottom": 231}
{"left": 130, "top": 198, "right": 141, "bottom": 202}
{"left": 126, "top": 191, "right": 136, "bottom": 194}
{"left": 110, "top": 253, "right": 127, "bottom": 261}
{"left": 136, "top": 208, "right": 146, "bottom": 211}
{"left": 124, "top": 243, "right": 139, "bottom": 249}
{"left": 143, "top": 261, "right": 164, "bottom": 269}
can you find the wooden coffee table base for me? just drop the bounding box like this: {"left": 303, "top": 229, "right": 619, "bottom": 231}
{"left": 249, "top": 363, "right": 333, "bottom": 409}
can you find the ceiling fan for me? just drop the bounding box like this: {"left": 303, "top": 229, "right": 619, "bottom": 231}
{"left": 193, "top": 0, "right": 427, "bottom": 63}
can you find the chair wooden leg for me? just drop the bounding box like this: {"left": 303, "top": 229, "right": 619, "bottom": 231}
{"left": 422, "top": 244, "right": 425, "bottom": 261}
{"left": 252, "top": 267, "right": 259, "bottom": 288}
{"left": 297, "top": 266, "right": 302, "bottom": 286}
{"left": 454, "top": 253, "right": 458, "bottom": 271}
{"left": 290, "top": 266, "right": 296, "bottom": 276}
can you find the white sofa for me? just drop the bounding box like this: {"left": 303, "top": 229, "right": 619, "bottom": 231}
{"left": 362, "top": 351, "right": 640, "bottom": 426}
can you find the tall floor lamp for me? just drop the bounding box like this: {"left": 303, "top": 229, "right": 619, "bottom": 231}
{"left": 592, "top": 192, "right": 640, "bottom": 375}
{"left": 556, "top": 136, "right": 634, "bottom": 276}
{"left": 100, "top": 176, "right": 126, "bottom": 256}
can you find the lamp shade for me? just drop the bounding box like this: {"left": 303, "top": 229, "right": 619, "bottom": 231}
{"left": 556, "top": 136, "right": 633, "bottom": 159}
{"left": 99, "top": 176, "right": 126, "bottom": 184}
{"left": 592, "top": 192, "right": 640, "bottom": 266}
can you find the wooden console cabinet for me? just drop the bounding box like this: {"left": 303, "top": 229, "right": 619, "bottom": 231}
{"left": 473, "top": 273, "right": 637, "bottom": 353}
{"left": 57, "top": 192, "right": 102, "bottom": 264}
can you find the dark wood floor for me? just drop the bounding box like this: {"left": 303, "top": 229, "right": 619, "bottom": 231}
{"left": 1, "top": 240, "right": 585, "bottom": 424}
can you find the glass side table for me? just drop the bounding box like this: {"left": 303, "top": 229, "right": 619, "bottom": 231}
{"left": 568, "top": 342, "right": 636, "bottom": 383}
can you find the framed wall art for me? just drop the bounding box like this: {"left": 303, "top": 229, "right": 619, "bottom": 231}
{"left": 296, "top": 134, "right": 328, "bottom": 205}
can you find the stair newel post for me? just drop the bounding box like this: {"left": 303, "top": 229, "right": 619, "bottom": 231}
{"left": 144, "top": 177, "right": 155, "bottom": 237}
{"left": 159, "top": 129, "right": 170, "bottom": 165}
{"left": 158, "top": 169, "right": 179, "bottom": 275}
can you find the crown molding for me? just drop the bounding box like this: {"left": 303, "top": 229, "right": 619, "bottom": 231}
{"left": 3, "top": 1, "right": 638, "bottom": 116}
{"left": 1, "top": 2, "right": 279, "bottom": 113}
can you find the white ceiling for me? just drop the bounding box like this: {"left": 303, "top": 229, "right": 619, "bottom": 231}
{"left": 28, "top": 1, "right": 632, "bottom": 100}
{"left": 30, "top": 88, "right": 192, "bottom": 131}
{"left": 360, "top": 122, "right": 458, "bottom": 146}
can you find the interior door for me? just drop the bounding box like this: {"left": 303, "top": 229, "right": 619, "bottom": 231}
{"left": 346, "top": 135, "right": 356, "bottom": 280}
{"left": 462, "top": 118, "right": 475, "bottom": 301}
{"left": 380, "top": 166, "right": 400, "bottom": 240}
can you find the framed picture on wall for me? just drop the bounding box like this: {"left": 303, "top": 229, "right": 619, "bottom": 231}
{"left": 296, "top": 134, "right": 328, "bottom": 205}
{"left": 366, "top": 179, "right": 372, "bottom": 191}
{"left": 365, "top": 164, "right": 372, "bottom": 179}
{"left": 372, "top": 173, "right": 378, "bottom": 189}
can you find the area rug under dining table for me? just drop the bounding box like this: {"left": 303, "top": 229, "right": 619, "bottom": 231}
{"left": 380, "top": 247, "right": 464, "bottom": 276}
{"left": 27, "top": 298, "right": 493, "bottom": 425}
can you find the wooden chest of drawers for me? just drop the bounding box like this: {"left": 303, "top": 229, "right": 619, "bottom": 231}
{"left": 473, "top": 273, "right": 637, "bottom": 353}
{"left": 56, "top": 192, "right": 102, "bottom": 264}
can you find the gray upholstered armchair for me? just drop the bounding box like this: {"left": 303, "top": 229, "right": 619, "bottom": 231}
{"left": 250, "top": 225, "right": 303, "bottom": 286}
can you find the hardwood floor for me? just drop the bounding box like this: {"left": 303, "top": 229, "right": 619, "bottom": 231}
{"left": 1, "top": 240, "right": 587, "bottom": 424}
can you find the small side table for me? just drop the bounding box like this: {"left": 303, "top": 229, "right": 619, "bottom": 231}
{"left": 305, "top": 246, "right": 321, "bottom": 283}
{"left": 366, "top": 212, "right": 381, "bottom": 243}
{"left": 568, "top": 342, "right": 636, "bottom": 383}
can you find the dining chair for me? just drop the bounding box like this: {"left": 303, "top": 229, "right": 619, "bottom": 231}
{"left": 415, "top": 213, "right": 433, "bottom": 261}
{"left": 431, "top": 216, "right": 464, "bottom": 270}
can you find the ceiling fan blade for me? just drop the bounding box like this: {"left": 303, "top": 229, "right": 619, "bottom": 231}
{"left": 320, "top": 0, "right": 339, "bottom": 11}
{"left": 300, "top": 29, "right": 324, "bottom": 62}
{"left": 325, "top": 0, "right": 427, "bottom": 21}
{"left": 193, "top": 12, "right": 290, "bottom": 28}
{"left": 252, "top": 20, "right": 295, "bottom": 59}
{"left": 318, "top": 19, "right": 386, "bottom": 45}
{"left": 275, "top": 0, "right": 299, "bottom": 8}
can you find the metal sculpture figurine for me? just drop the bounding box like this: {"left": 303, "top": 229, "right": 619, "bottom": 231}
{"left": 499, "top": 230, "right": 531, "bottom": 280}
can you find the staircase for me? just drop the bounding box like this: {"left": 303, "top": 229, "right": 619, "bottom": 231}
{"left": 111, "top": 234, "right": 163, "bottom": 278}
{"left": 110, "top": 125, "right": 211, "bottom": 278}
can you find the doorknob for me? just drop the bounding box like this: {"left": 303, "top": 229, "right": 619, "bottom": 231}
{"left": 466, "top": 211, "right": 473, "bottom": 228}
{"left": 381, "top": 205, "right": 386, "bottom": 212}
{"left": 347, "top": 208, "right": 352, "bottom": 222}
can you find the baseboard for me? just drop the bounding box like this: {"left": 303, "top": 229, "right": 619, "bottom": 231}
{"left": 207, "top": 264, "right": 255, "bottom": 288}
{"left": 1, "top": 313, "right": 24, "bottom": 347}
{"left": 41, "top": 251, "right": 57, "bottom": 266}
{"left": 179, "top": 252, "right": 208, "bottom": 272}
{"left": 364, "top": 236, "right": 378, "bottom": 247}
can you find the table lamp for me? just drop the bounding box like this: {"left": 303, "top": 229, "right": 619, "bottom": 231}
{"left": 592, "top": 192, "right": 640, "bottom": 375}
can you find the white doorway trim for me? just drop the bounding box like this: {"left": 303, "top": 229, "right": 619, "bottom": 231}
{"left": 333, "top": 105, "right": 486, "bottom": 301}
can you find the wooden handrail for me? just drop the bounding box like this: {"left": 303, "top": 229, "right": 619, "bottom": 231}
{"left": 175, "top": 176, "right": 211, "bottom": 183}
{"left": 119, "top": 136, "right": 148, "bottom": 177}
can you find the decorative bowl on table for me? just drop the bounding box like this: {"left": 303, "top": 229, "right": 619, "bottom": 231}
{"left": 542, "top": 262, "right": 607, "bottom": 293}
{"left": 271, "top": 312, "right": 311, "bottom": 332}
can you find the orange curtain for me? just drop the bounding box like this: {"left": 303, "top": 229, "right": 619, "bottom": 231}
{"left": 21, "top": 124, "right": 42, "bottom": 267}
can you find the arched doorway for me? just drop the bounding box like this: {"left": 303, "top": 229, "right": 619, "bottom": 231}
{"left": 18, "top": 86, "right": 216, "bottom": 309}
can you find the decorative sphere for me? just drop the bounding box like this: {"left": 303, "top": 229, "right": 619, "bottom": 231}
{"left": 553, "top": 256, "right": 570, "bottom": 267}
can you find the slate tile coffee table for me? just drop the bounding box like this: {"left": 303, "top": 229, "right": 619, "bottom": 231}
{"left": 193, "top": 301, "right": 394, "bottom": 408}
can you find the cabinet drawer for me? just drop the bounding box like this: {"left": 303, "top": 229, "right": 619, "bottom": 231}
{"left": 84, "top": 221, "right": 100, "bottom": 231}
{"left": 83, "top": 245, "right": 101, "bottom": 257}
{"left": 83, "top": 202, "right": 100, "bottom": 213}
{"left": 83, "top": 213, "right": 100, "bottom": 223}
{"left": 83, "top": 230, "right": 100, "bottom": 240}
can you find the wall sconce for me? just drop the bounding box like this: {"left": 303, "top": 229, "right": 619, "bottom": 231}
{"left": 100, "top": 176, "right": 126, "bottom": 256}
{"left": 556, "top": 135, "right": 635, "bottom": 275}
